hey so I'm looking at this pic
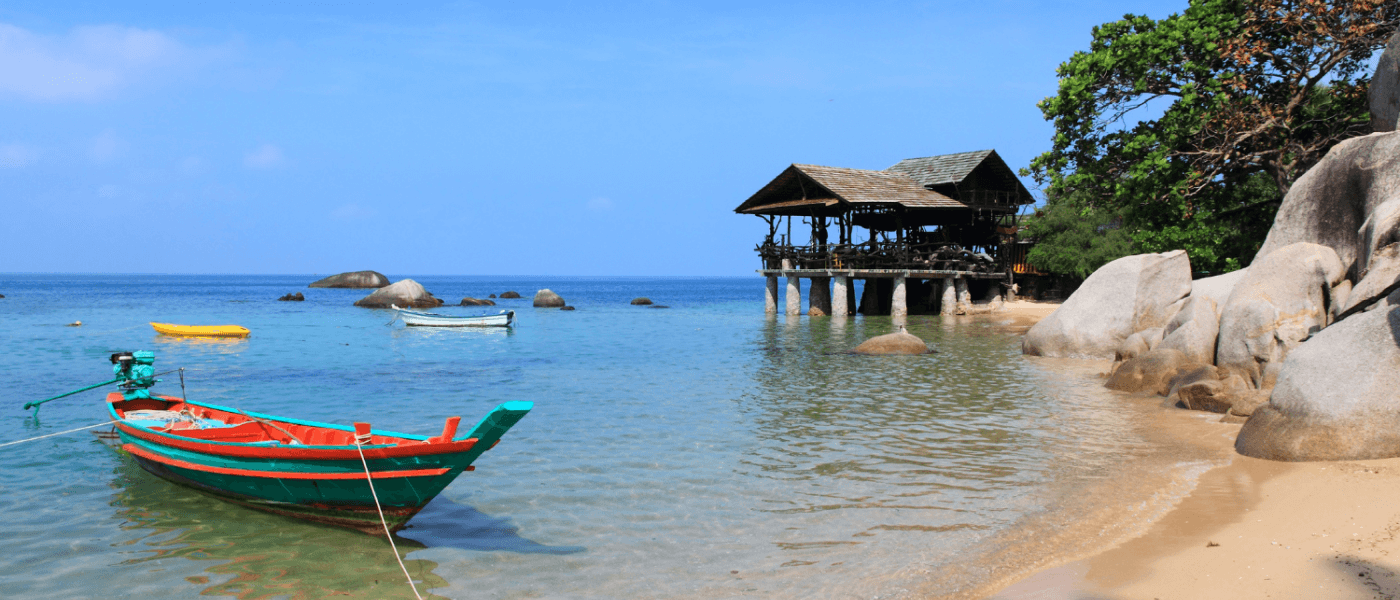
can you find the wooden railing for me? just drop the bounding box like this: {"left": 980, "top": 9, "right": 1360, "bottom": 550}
{"left": 756, "top": 242, "right": 1003, "bottom": 273}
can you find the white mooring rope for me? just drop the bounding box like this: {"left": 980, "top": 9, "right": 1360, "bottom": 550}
{"left": 0, "top": 422, "right": 114, "bottom": 448}
{"left": 356, "top": 436, "right": 424, "bottom": 600}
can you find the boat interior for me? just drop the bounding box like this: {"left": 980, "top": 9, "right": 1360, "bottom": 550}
{"left": 110, "top": 394, "right": 456, "bottom": 447}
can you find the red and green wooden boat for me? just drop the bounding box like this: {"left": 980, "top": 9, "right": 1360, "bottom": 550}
{"left": 108, "top": 392, "right": 530, "bottom": 535}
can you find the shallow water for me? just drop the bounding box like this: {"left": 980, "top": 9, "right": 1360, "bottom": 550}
{"left": 0, "top": 275, "right": 1224, "bottom": 599}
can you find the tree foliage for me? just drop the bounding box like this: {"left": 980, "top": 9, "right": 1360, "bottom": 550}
{"left": 1021, "top": 191, "right": 1133, "bottom": 279}
{"left": 1025, "top": 0, "right": 1400, "bottom": 275}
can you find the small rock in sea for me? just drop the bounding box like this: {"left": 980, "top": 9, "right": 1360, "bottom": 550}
{"left": 852, "top": 326, "right": 930, "bottom": 355}
{"left": 631, "top": 297, "right": 653, "bottom": 305}
{"left": 67, "top": 321, "right": 82, "bottom": 327}
{"left": 533, "top": 289, "right": 566, "bottom": 307}
{"left": 461, "top": 297, "right": 496, "bottom": 306}
{"left": 277, "top": 292, "right": 305, "bottom": 301}
{"left": 353, "top": 279, "right": 445, "bottom": 308}
{"left": 499, "top": 291, "right": 521, "bottom": 299}
{"left": 308, "top": 270, "right": 390, "bottom": 289}
{"left": 0, "top": 294, "right": 5, "bottom": 298}
{"left": 649, "top": 305, "right": 670, "bottom": 309}
{"left": 560, "top": 306, "right": 576, "bottom": 311}
{"left": 488, "top": 293, "right": 497, "bottom": 298}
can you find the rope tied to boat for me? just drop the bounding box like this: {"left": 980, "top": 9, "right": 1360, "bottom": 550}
{"left": 355, "top": 431, "right": 423, "bottom": 600}
{"left": 0, "top": 421, "right": 115, "bottom": 449}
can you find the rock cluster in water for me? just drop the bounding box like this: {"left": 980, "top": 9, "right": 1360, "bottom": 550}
{"left": 499, "top": 291, "right": 521, "bottom": 299}
{"left": 308, "top": 270, "right": 390, "bottom": 288}
{"left": 1024, "top": 33, "right": 1400, "bottom": 462}
{"left": 461, "top": 297, "right": 496, "bottom": 306}
{"left": 353, "top": 279, "right": 444, "bottom": 308}
{"left": 278, "top": 292, "right": 305, "bottom": 301}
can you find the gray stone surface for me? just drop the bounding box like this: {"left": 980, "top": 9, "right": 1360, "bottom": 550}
{"left": 1216, "top": 243, "right": 1344, "bottom": 388}
{"left": 1158, "top": 295, "right": 1220, "bottom": 365}
{"left": 1255, "top": 131, "right": 1400, "bottom": 280}
{"left": 1236, "top": 305, "right": 1400, "bottom": 461}
{"left": 1339, "top": 242, "right": 1400, "bottom": 319}
{"left": 1114, "top": 327, "right": 1164, "bottom": 362}
{"left": 309, "top": 270, "right": 390, "bottom": 288}
{"left": 1373, "top": 31, "right": 1400, "bottom": 132}
{"left": 1190, "top": 269, "right": 1247, "bottom": 317}
{"left": 853, "top": 327, "right": 930, "bottom": 355}
{"left": 533, "top": 289, "right": 566, "bottom": 308}
{"left": 354, "top": 279, "right": 444, "bottom": 308}
{"left": 1105, "top": 348, "right": 1191, "bottom": 396}
{"left": 1023, "top": 251, "right": 1192, "bottom": 359}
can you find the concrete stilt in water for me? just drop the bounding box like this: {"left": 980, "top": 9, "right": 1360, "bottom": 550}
{"left": 891, "top": 275, "right": 908, "bottom": 318}
{"left": 808, "top": 277, "right": 831, "bottom": 316}
{"left": 941, "top": 278, "right": 957, "bottom": 315}
{"left": 832, "top": 276, "right": 850, "bottom": 316}
{"left": 846, "top": 281, "right": 857, "bottom": 314}
{"left": 786, "top": 275, "right": 802, "bottom": 316}
{"left": 955, "top": 278, "right": 971, "bottom": 314}
{"left": 764, "top": 276, "right": 779, "bottom": 314}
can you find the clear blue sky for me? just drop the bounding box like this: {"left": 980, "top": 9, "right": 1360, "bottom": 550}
{"left": 0, "top": 1, "right": 1185, "bottom": 276}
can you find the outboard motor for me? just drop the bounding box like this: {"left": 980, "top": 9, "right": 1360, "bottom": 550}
{"left": 110, "top": 351, "right": 157, "bottom": 400}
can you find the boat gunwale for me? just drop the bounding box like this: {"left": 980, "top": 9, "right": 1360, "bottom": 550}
{"left": 107, "top": 394, "right": 482, "bottom": 459}
{"left": 149, "top": 322, "right": 251, "bottom": 337}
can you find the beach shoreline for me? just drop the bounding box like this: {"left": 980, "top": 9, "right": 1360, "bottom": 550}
{"left": 970, "top": 302, "right": 1400, "bottom": 600}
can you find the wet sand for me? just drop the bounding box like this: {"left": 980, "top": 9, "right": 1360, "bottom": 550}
{"left": 977, "top": 303, "right": 1400, "bottom": 600}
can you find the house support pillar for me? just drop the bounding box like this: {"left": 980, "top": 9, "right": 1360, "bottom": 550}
{"left": 955, "top": 278, "right": 971, "bottom": 315}
{"left": 832, "top": 276, "right": 850, "bottom": 316}
{"left": 892, "top": 275, "right": 908, "bottom": 318}
{"left": 764, "top": 276, "right": 778, "bottom": 314}
{"left": 941, "top": 278, "right": 957, "bottom": 315}
{"left": 808, "top": 277, "right": 831, "bottom": 316}
{"left": 786, "top": 274, "right": 802, "bottom": 316}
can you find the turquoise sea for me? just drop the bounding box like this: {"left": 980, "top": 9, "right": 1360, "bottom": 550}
{"left": 0, "top": 275, "right": 1227, "bottom": 599}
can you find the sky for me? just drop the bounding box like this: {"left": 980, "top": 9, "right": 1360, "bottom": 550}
{"left": 0, "top": 0, "right": 1189, "bottom": 276}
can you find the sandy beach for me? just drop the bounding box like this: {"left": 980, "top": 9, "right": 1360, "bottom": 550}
{"left": 979, "top": 303, "right": 1400, "bottom": 600}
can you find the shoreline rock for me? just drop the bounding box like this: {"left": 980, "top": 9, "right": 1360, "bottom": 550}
{"left": 533, "top": 289, "right": 566, "bottom": 308}
{"left": 852, "top": 327, "right": 931, "bottom": 355}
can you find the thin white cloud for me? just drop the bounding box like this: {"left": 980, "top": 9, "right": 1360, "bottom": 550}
{"left": 243, "top": 144, "right": 285, "bottom": 169}
{"left": 0, "top": 23, "right": 188, "bottom": 101}
{"left": 331, "top": 203, "right": 376, "bottom": 220}
{"left": 0, "top": 143, "right": 38, "bottom": 168}
{"left": 587, "top": 197, "right": 613, "bottom": 211}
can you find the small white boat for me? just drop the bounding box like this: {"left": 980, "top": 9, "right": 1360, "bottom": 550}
{"left": 391, "top": 305, "right": 515, "bottom": 327}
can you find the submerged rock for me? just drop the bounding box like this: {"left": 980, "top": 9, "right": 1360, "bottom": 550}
{"left": 853, "top": 327, "right": 930, "bottom": 355}
{"left": 1023, "top": 250, "right": 1192, "bottom": 359}
{"left": 560, "top": 306, "right": 576, "bottom": 311}
{"left": 353, "top": 279, "right": 444, "bottom": 308}
{"left": 533, "top": 289, "right": 566, "bottom": 308}
{"left": 461, "top": 297, "right": 496, "bottom": 306}
{"left": 489, "top": 293, "right": 497, "bottom": 298}
{"left": 308, "top": 270, "right": 390, "bottom": 288}
{"left": 278, "top": 292, "right": 305, "bottom": 302}
{"left": 1236, "top": 305, "right": 1400, "bottom": 461}
{"left": 499, "top": 291, "right": 522, "bottom": 299}
{"left": 631, "top": 297, "right": 653, "bottom": 305}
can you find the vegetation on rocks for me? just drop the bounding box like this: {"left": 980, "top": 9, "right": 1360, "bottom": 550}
{"left": 1024, "top": 0, "right": 1399, "bottom": 276}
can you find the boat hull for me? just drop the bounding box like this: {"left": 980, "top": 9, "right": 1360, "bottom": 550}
{"left": 108, "top": 394, "right": 530, "bottom": 534}
{"left": 150, "top": 322, "right": 251, "bottom": 338}
{"left": 397, "top": 308, "right": 514, "bottom": 327}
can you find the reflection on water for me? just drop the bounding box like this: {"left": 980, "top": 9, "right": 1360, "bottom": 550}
{"left": 109, "top": 457, "right": 451, "bottom": 598}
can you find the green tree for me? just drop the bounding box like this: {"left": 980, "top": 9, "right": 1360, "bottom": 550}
{"left": 1025, "top": 0, "right": 1399, "bottom": 274}
{"left": 1022, "top": 191, "right": 1134, "bottom": 279}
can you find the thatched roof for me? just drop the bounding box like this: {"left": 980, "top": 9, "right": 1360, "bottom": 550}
{"left": 734, "top": 164, "right": 960, "bottom": 216}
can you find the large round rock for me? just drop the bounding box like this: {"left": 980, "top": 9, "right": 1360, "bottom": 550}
{"left": 308, "top": 270, "right": 390, "bottom": 288}
{"left": 533, "top": 289, "right": 566, "bottom": 308}
{"left": 631, "top": 297, "right": 653, "bottom": 305}
{"left": 1372, "top": 31, "right": 1400, "bottom": 133}
{"left": 1022, "top": 250, "right": 1192, "bottom": 359}
{"left": 353, "top": 279, "right": 444, "bottom": 308}
{"left": 853, "top": 328, "right": 930, "bottom": 355}
{"left": 1236, "top": 304, "right": 1400, "bottom": 461}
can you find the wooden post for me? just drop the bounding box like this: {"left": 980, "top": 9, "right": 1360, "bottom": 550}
{"left": 832, "top": 276, "right": 850, "bottom": 316}
{"left": 786, "top": 274, "right": 801, "bottom": 316}
{"left": 809, "top": 277, "right": 831, "bottom": 316}
{"left": 765, "top": 276, "right": 778, "bottom": 314}
{"left": 941, "top": 278, "right": 956, "bottom": 315}
{"left": 892, "top": 275, "right": 908, "bottom": 318}
{"left": 846, "top": 281, "right": 857, "bottom": 315}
